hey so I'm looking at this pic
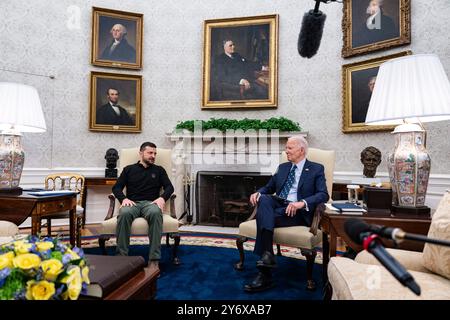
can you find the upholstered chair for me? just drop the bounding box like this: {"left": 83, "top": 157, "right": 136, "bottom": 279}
{"left": 327, "top": 190, "right": 450, "bottom": 300}
{"left": 41, "top": 173, "right": 85, "bottom": 247}
{"left": 234, "top": 148, "right": 336, "bottom": 290}
{"left": 98, "top": 148, "right": 181, "bottom": 265}
{"left": 0, "top": 220, "right": 20, "bottom": 245}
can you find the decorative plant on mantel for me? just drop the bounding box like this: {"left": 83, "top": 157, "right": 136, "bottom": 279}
{"left": 175, "top": 117, "right": 301, "bottom": 132}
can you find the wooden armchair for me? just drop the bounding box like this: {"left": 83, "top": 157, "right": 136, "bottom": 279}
{"left": 98, "top": 148, "right": 181, "bottom": 265}
{"left": 41, "top": 173, "right": 85, "bottom": 247}
{"left": 234, "top": 148, "right": 335, "bottom": 291}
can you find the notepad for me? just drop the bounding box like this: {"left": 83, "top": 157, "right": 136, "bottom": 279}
{"left": 27, "top": 190, "right": 79, "bottom": 196}
{"left": 330, "top": 202, "right": 366, "bottom": 213}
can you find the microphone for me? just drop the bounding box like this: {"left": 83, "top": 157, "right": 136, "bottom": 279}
{"left": 369, "top": 224, "right": 450, "bottom": 247}
{"left": 297, "top": 0, "right": 327, "bottom": 58}
{"left": 344, "top": 218, "right": 421, "bottom": 295}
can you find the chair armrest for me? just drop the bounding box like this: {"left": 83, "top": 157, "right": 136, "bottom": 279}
{"left": 245, "top": 206, "right": 257, "bottom": 221}
{"left": 104, "top": 194, "right": 116, "bottom": 221}
{"left": 168, "top": 194, "right": 176, "bottom": 217}
{"left": 309, "top": 203, "right": 325, "bottom": 236}
{"left": 355, "top": 249, "right": 432, "bottom": 274}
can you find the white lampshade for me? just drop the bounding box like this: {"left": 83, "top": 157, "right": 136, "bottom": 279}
{"left": 0, "top": 82, "right": 46, "bottom": 133}
{"left": 365, "top": 54, "right": 450, "bottom": 125}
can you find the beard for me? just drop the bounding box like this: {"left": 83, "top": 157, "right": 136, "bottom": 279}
{"left": 143, "top": 158, "right": 155, "bottom": 166}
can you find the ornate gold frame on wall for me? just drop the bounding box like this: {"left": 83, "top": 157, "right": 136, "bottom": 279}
{"left": 202, "top": 14, "right": 278, "bottom": 109}
{"left": 342, "top": 0, "right": 411, "bottom": 58}
{"left": 89, "top": 71, "right": 142, "bottom": 133}
{"left": 91, "top": 7, "right": 143, "bottom": 69}
{"left": 342, "top": 51, "right": 411, "bottom": 133}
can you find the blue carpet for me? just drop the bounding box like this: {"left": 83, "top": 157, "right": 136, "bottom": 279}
{"left": 83, "top": 244, "right": 323, "bottom": 300}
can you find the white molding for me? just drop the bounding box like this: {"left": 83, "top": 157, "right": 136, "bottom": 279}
{"left": 17, "top": 168, "right": 450, "bottom": 228}
{"left": 20, "top": 167, "right": 104, "bottom": 186}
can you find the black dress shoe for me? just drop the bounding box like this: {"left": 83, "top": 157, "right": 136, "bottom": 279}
{"left": 244, "top": 272, "right": 275, "bottom": 293}
{"left": 256, "top": 251, "right": 277, "bottom": 269}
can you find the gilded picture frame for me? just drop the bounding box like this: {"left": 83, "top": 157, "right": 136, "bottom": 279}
{"left": 202, "top": 14, "right": 278, "bottom": 109}
{"left": 89, "top": 71, "right": 142, "bottom": 133}
{"left": 91, "top": 7, "right": 143, "bottom": 69}
{"left": 342, "top": 0, "right": 410, "bottom": 58}
{"left": 342, "top": 51, "right": 411, "bottom": 133}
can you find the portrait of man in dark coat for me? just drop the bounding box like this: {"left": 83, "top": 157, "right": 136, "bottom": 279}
{"left": 352, "top": 0, "right": 399, "bottom": 48}
{"left": 100, "top": 23, "right": 136, "bottom": 63}
{"left": 96, "top": 87, "right": 134, "bottom": 126}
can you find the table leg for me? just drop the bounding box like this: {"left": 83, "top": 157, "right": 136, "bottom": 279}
{"left": 69, "top": 207, "right": 76, "bottom": 247}
{"left": 82, "top": 184, "right": 87, "bottom": 228}
{"left": 322, "top": 231, "right": 330, "bottom": 283}
{"left": 31, "top": 208, "right": 40, "bottom": 236}
{"left": 329, "top": 225, "right": 338, "bottom": 257}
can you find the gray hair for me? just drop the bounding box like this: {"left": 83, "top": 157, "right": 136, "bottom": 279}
{"left": 222, "top": 39, "right": 233, "bottom": 46}
{"left": 288, "top": 135, "right": 308, "bottom": 155}
{"left": 110, "top": 23, "right": 127, "bottom": 35}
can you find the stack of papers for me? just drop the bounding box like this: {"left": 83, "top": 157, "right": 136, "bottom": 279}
{"left": 326, "top": 202, "right": 366, "bottom": 215}
{"left": 27, "top": 190, "right": 79, "bottom": 196}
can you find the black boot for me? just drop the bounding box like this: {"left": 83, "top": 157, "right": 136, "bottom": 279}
{"left": 244, "top": 272, "right": 275, "bottom": 292}
{"left": 256, "top": 251, "right": 277, "bottom": 269}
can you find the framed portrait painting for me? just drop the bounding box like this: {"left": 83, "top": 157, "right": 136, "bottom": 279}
{"left": 342, "top": 50, "right": 411, "bottom": 133}
{"left": 342, "top": 0, "right": 411, "bottom": 58}
{"left": 202, "top": 14, "right": 278, "bottom": 109}
{"left": 89, "top": 71, "right": 142, "bottom": 133}
{"left": 91, "top": 7, "right": 143, "bottom": 69}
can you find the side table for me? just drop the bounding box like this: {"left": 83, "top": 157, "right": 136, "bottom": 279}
{"left": 81, "top": 177, "right": 117, "bottom": 227}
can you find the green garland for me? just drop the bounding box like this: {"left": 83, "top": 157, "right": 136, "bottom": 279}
{"left": 175, "top": 117, "right": 301, "bottom": 132}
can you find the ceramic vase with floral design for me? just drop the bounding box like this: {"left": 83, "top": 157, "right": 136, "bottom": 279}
{"left": 387, "top": 124, "right": 430, "bottom": 207}
{"left": 0, "top": 134, "right": 24, "bottom": 190}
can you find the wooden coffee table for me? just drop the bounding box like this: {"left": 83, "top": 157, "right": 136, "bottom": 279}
{"left": 104, "top": 267, "right": 159, "bottom": 300}
{"left": 83, "top": 254, "right": 159, "bottom": 300}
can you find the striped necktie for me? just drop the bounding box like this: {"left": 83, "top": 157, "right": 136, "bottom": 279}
{"left": 279, "top": 165, "right": 297, "bottom": 199}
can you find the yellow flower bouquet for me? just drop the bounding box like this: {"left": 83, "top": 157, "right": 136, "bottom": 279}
{"left": 0, "top": 236, "right": 90, "bottom": 300}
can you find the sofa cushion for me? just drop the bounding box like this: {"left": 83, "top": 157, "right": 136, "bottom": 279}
{"left": 422, "top": 190, "right": 450, "bottom": 279}
{"left": 101, "top": 213, "right": 179, "bottom": 235}
{"left": 328, "top": 257, "right": 450, "bottom": 300}
{"left": 239, "top": 219, "right": 322, "bottom": 249}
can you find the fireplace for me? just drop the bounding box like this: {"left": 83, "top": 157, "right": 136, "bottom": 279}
{"left": 196, "top": 171, "right": 271, "bottom": 227}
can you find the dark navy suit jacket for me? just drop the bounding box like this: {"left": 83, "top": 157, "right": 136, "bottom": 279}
{"left": 257, "top": 159, "right": 329, "bottom": 226}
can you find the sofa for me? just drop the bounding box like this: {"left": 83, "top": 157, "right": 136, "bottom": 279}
{"left": 327, "top": 190, "right": 450, "bottom": 300}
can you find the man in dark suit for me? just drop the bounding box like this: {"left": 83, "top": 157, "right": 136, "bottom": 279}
{"left": 96, "top": 88, "right": 134, "bottom": 126}
{"left": 352, "top": 76, "right": 376, "bottom": 124}
{"left": 244, "top": 136, "right": 329, "bottom": 292}
{"left": 100, "top": 23, "right": 136, "bottom": 63}
{"left": 212, "top": 39, "right": 268, "bottom": 101}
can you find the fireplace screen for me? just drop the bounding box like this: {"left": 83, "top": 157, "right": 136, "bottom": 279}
{"left": 196, "top": 171, "right": 271, "bottom": 227}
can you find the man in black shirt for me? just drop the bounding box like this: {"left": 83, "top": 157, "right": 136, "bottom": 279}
{"left": 112, "top": 142, "right": 174, "bottom": 271}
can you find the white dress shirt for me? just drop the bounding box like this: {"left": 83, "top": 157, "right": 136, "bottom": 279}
{"left": 286, "top": 158, "right": 309, "bottom": 211}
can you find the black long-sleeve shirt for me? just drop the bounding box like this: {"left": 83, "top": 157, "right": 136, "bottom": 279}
{"left": 112, "top": 162, "right": 174, "bottom": 203}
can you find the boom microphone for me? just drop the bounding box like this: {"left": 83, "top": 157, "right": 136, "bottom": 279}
{"left": 297, "top": 0, "right": 327, "bottom": 58}
{"left": 369, "top": 224, "right": 450, "bottom": 247}
{"left": 344, "top": 218, "right": 421, "bottom": 295}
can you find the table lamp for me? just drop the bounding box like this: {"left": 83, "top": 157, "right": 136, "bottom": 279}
{"left": 0, "top": 83, "right": 47, "bottom": 194}
{"left": 365, "top": 54, "right": 450, "bottom": 215}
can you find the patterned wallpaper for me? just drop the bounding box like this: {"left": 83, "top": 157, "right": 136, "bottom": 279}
{"left": 1, "top": 0, "right": 449, "bottom": 175}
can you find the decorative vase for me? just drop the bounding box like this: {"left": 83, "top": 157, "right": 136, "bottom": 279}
{"left": 387, "top": 124, "right": 430, "bottom": 207}
{"left": 0, "top": 133, "right": 24, "bottom": 190}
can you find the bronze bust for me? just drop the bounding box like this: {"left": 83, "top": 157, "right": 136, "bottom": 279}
{"left": 360, "top": 146, "right": 381, "bottom": 178}
{"left": 105, "top": 148, "right": 119, "bottom": 178}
